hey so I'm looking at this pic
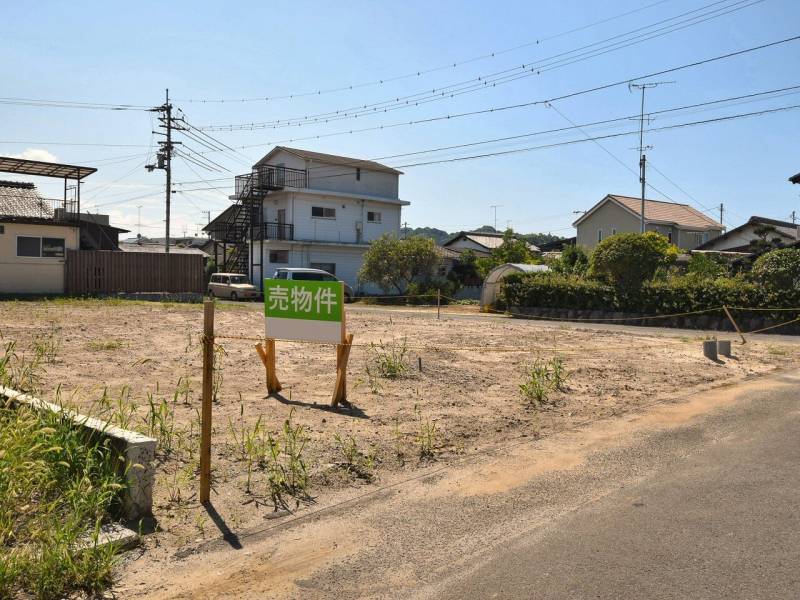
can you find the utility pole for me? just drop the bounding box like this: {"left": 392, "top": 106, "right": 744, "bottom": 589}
{"left": 719, "top": 203, "right": 724, "bottom": 226}
{"left": 146, "top": 89, "right": 183, "bottom": 254}
{"left": 202, "top": 210, "right": 211, "bottom": 224}
{"left": 791, "top": 210, "right": 796, "bottom": 225}
{"left": 136, "top": 205, "right": 142, "bottom": 239}
{"left": 629, "top": 81, "right": 673, "bottom": 233}
{"left": 490, "top": 205, "right": 503, "bottom": 231}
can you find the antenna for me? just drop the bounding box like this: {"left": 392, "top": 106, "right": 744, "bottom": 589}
{"left": 490, "top": 205, "right": 503, "bottom": 231}
{"left": 629, "top": 81, "right": 674, "bottom": 232}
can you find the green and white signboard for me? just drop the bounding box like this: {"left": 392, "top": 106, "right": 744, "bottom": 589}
{"left": 264, "top": 279, "right": 345, "bottom": 344}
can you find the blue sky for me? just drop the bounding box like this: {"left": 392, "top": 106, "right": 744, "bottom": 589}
{"left": 2, "top": 0, "right": 799, "bottom": 238}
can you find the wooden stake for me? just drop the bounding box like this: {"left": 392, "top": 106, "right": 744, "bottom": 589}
{"left": 255, "top": 339, "right": 282, "bottom": 394}
{"left": 437, "top": 289, "right": 441, "bottom": 320}
{"left": 200, "top": 299, "right": 214, "bottom": 505}
{"left": 722, "top": 305, "right": 747, "bottom": 345}
{"left": 331, "top": 332, "right": 354, "bottom": 407}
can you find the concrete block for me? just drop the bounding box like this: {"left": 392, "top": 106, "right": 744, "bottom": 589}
{"left": 0, "top": 386, "right": 156, "bottom": 522}
{"left": 703, "top": 340, "right": 718, "bottom": 361}
{"left": 718, "top": 340, "right": 732, "bottom": 357}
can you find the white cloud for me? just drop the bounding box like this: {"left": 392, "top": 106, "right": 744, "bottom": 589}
{"left": 12, "top": 148, "right": 59, "bottom": 163}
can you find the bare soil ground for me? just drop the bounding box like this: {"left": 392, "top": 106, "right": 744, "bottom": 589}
{"left": 1, "top": 298, "right": 798, "bottom": 585}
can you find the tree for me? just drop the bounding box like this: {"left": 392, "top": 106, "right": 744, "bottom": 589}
{"left": 589, "top": 231, "right": 678, "bottom": 289}
{"left": 747, "top": 224, "right": 785, "bottom": 254}
{"left": 476, "top": 229, "right": 538, "bottom": 278}
{"left": 751, "top": 247, "right": 800, "bottom": 289}
{"left": 449, "top": 249, "right": 481, "bottom": 287}
{"left": 553, "top": 244, "right": 589, "bottom": 276}
{"left": 358, "top": 234, "right": 440, "bottom": 294}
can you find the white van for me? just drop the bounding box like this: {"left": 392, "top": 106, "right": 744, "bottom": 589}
{"left": 271, "top": 268, "right": 354, "bottom": 302}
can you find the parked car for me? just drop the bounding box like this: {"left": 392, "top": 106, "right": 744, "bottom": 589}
{"left": 271, "top": 268, "right": 354, "bottom": 302}
{"left": 208, "top": 273, "right": 260, "bottom": 301}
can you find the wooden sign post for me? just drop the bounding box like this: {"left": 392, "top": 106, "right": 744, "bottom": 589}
{"left": 262, "top": 279, "right": 354, "bottom": 407}
{"left": 200, "top": 299, "right": 214, "bottom": 505}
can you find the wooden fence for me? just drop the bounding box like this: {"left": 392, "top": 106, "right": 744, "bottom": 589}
{"left": 65, "top": 250, "right": 204, "bottom": 294}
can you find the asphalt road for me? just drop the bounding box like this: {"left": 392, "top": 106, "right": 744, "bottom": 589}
{"left": 433, "top": 375, "right": 800, "bottom": 600}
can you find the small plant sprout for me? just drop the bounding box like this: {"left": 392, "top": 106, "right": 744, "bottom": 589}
{"left": 334, "top": 433, "right": 376, "bottom": 482}
{"left": 414, "top": 404, "right": 437, "bottom": 460}
{"left": 367, "top": 338, "right": 409, "bottom": 379}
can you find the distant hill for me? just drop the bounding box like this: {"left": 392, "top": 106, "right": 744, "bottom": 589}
{"left": 401, "top": 225, "right": 565, "bottom": 247}
{"left": 400, "top": 226, "right": 451, "bottom": 245}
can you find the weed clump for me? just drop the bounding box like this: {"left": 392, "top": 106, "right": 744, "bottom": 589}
{"left": 519, "top": 355, "right": 570, "bottom": 407}
{"left": 0, "top": 345, "right": 126, "bottom": 599}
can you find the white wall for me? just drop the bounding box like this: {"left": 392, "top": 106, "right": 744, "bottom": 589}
{"left": 262, "top": 191, "right": 402, "bottom": 244}
{"left": 257, "top": 148, "right": 399, "bottom": 199}
{"left": 252, "top": 241, "right": 381, "bottom": 293}
{"left": 0, "top": 222, "right": 80, "bottom": 294}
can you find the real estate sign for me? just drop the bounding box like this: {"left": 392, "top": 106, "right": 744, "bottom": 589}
{"left": 264, "top": 279, "right": 345, "bottom": 344}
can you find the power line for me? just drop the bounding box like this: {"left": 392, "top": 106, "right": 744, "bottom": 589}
{"left": 173, "top": 84, "right": 800, "bottom": 187}
{"left": 0, "top": 140, "right": 150, "bottom": 148}
{"left": 179, "top": 83, "right": 800, "bottom": 161}
{"left": 0, "top": 98, "right": 149, "bottom": 110}
{"left": 200, "top": 25, "right": 795, "bottom": 134}
{"left": 199, "top": 0, "right": 763, "bottom": 131}
{"left": 175, "top": 0, "right": 672, "bottom": 104}
{"left": 547, "top": 102, "right": 721, "bottom": 223}
{"left": 172, "top": 103, "right": 800, "bottom": 193}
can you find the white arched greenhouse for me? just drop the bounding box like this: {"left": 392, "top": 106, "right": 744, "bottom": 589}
{"left": 480, "top": 263, "right": 550, "bottom": 309}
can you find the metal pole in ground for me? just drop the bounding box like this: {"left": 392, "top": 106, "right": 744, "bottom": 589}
{"left": 200, "top": 299, "right": 215, "bottom": 504}
{"left": 437, "top": 289, "right": 441, "bottom": 320}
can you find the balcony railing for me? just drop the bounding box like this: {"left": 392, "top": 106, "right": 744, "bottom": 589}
{"left": 235, "top": 164, "right": 307, "bottom": 198}
{"left": 263, "top": 221, "right": 294, "bottom": 241}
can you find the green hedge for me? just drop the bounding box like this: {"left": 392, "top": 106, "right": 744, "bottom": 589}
{"left": 501, "top": 272, "right": 800, "bottom": 314}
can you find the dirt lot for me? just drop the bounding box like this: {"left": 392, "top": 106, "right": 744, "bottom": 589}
{"left": 1, "top": 298, "right": 798, "bottom": 563}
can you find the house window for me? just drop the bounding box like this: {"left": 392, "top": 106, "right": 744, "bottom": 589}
{"left": 668, "top": 231, "right": 673, "bottom": 243}
{"left": 612, "top": 228, "right": 616, "bottom": 235}
{"left": 269, "top": 250, "right": 289, "bottom": 263}
{"left": 42, "top": 237, "right": 66, "bottom": 258}
{"left": 310, "top": 262, "right": 336, "bottom": 275}
{"left": 367, "top": 211, "right": 382, "bottom": 223}
{"left": 17, "top": 236, "right": 40, "bottom": 257}
{"left": 311, "top": 206, "right": 336, "bottom": 219}
{"left": 597, "top": 229, "right": 603, "bottom": 243}
{"left": 0, "top": 225, "right": 5, "bottom": 234}
{"left": 356, "top": 168, "right": 361, "bottom": 181}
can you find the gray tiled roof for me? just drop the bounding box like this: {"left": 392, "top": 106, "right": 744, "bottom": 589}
{"left": 0, "top": 180, "right": 53, "bottom": 219}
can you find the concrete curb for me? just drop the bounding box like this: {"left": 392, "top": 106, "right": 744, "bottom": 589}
{"left": 0, "top": 386, "right": 156, "bottom": 522}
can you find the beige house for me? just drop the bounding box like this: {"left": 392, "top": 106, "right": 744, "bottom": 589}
{"left": 0, "top": 181, "right": 80, "bottom": 295}
{"left": 573, "top": 194, "right": 723, "bottom": 250}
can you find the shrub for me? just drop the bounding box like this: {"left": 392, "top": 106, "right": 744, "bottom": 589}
{"left": 589, "top": 232, "right": 678, "bottom": 289}
{"left": 751, "top": 248, "right": 800, "bottom": 289}
{"left": 501, "top": 270, "right": 800, "bottom": 315}
{"left": 553, "top": 245, "right": 590, "bottom": 276}
{"left": 686, "top": 253, "right": 729, "bottom": 279}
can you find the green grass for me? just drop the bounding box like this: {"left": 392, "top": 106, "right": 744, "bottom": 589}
{"left": 0, "top": 343, "right": 127, "bottom": 599}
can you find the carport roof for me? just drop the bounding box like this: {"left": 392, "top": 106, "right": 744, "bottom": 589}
{"left": 0, "top": 156, "right": 96, "bottom": 179}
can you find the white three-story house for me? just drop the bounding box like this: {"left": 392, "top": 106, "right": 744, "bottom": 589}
{"left": 205, "top": 146, "right": 409, "bottom": 292}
